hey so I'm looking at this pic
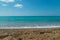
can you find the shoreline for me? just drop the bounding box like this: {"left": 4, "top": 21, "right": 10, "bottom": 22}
{"left": 0, "top": 26, "right": 60, "bottom": 29}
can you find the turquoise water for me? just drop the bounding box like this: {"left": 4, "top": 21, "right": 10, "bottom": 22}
{"left": 0, "top": 16, "right": 60, "bottom": 27}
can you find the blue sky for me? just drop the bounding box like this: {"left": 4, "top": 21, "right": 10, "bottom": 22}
{"left": 0, "top": 0, "right": 60, "bottom": 16}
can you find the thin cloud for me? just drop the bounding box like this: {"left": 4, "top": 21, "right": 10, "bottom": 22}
{"left": 20, "top": 0, "right": 22, "bottom": 1}
{"left": 0, "top": 0, "right": 15, "bottom": 3}
{"left": 14, "top": 4, "right": 23, "bottom": 8}
{"left": 2, "top": 4, "right": 7, "bottom": 6}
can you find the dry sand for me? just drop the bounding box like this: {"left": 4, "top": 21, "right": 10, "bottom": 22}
{"left": 0, "top": 28, "right": 60, "bottom": 40}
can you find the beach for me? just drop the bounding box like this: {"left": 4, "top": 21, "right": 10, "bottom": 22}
{"left": 0, "top": 27, "right": 60, "bottom": 40}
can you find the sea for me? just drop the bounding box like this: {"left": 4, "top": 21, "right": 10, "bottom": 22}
{"left": 0, "top": 16, "right": 60, "bottom": 28}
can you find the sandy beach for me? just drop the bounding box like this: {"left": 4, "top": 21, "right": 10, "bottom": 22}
{"left": 0, "top": 27, "right": 59, "bottom": 40}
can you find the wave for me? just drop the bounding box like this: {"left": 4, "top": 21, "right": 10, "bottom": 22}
{"left": 0, "top": 26, "right": 60, "bottom": 29}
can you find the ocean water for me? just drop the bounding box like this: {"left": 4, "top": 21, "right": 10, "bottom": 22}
{"left": 0, "top": 16, "right": 60, "bottom": 27}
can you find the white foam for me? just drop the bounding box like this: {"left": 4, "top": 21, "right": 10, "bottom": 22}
{"left": 0, "top": 26, "right": 60, "bottom": 29}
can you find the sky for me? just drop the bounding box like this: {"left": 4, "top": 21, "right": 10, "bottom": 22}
{"left": 0, "top": 0, "right": 60, "bottom": 16}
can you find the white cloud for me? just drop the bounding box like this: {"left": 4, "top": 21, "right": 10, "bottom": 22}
{"left": 2, "top": 4, "right": 7, "bottom": 6}
{"left": 0, "top": 0, "right": 15, "bottom": 3}
{"left": 0, "top": 0, "right": 23, "bottom": 8}
{"left": 14, "top": 4, "right": 23, "bottom": 8}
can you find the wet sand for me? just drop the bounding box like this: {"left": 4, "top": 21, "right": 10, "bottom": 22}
{"left": 0, "top": 28, "right": 60, "bottom": 40}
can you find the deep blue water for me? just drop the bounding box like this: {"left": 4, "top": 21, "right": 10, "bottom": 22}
{"left": 0, "top": 16, "right": 60, "bottom": 27}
